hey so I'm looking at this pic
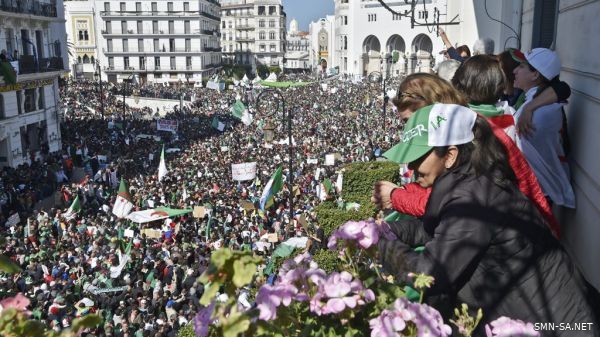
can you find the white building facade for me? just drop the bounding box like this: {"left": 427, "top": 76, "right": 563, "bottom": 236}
{"left": 95, "top": 0, "right": 222, "bottom": 85}
{"left": 219, "top": 0, "right": 286, "bottom": 73}
{"left": 308, "top": 15, "right": 335, "bottom": 74}
{"left": 0, "top": 0, "right": 68, "bottom": 168}
{"left": 333, "top": 0, "right": 446, "bottom": 77}
{"left": 65, "top": 0, "right": 99, "bottom": 79}
{"left": 283, "top": 19, "right": 309, "bottom": 72}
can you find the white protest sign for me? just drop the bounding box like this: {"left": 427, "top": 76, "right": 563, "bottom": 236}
{"left": 124, "top": 229, "right": 135, "bottom": 238}
{"left": 231, "top": 162, "right": 257, "bottom": 181}
{"left": 325, "top": 154, "right": 336, "bottom": 166}
{"left": 307, "top": 158, "right": 318, "bottom": 165}
{"left": 5, "top": 213, "right": 20, "bottom": 227}
{"left": 156, "top": 120, "right": 178, "bottom": 133}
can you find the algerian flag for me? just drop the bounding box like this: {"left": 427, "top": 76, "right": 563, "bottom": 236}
{"left": 112, "top": 178, "right": 134, "bottom": 218}
{"left": 211, "top": 116, "right": 225, "bottom": 132}
{"left": 231, "top": 100, "right": 245, "bottom": 119}
{"left": 158, "top": 145, "right": 168, "bottom": 182}
{"left": 64, "top": 195, "right": 81, "bottom": 220}
{"left": 259, "top": 167, "right": 283, "bottom": 210}
{"left": 318, "top": 179, "right": 333, "bottom": 201}
{"left": 241, "top": 110, "right": 253, "bottom": 126}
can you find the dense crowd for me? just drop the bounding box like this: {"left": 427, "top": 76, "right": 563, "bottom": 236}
{"left": 1, "top": 38, "right": 598, "bottom": 336}
{"left": 1, "top": 74, "right": 400, "bottom": 336}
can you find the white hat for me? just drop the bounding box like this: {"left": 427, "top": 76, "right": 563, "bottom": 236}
{"left": 512, "top": 48, "right": 561, "bottom": 80}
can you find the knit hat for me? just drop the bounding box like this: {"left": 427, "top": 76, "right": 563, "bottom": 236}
{"left": 384, "top": 104, "right": 477, "bottom": 164}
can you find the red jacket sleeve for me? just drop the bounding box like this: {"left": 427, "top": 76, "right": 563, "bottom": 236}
{"left": 390, "top": 183, "right": 431, "bottom": 217}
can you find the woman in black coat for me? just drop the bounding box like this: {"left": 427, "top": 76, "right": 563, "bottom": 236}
{"left": 373, "top": 103, "right": 598, "bottom": 336}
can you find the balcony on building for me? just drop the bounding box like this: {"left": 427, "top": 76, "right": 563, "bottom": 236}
{"left": 0, "top": 0, "right": 58, "bottom": 19}
{"left": 16, "top": 55, "right": 65, "bottom": 75}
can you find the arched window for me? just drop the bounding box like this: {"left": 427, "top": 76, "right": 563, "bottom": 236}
{"left": 269, "top": 31, "right": 275, "bottom": 40}
{"left": 90, "top": 56, "right": 95, "bottom": 64}
{"left": 83, "top": 54, "right": 90, "bottom": 63}
{"left": 77, "top": 56, "right": 82, "bottom": 63}
{"left": 259, "top": 31, "right": 265, "bottom": 40}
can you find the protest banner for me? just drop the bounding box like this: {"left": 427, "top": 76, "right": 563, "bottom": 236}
{"left": 156, "top": 119, "right": 178, "bottom": 133}
{"left": 267, "top": 233, "right": 279, "bottom": 243}
{"left": 141, "top": 228, "right": 162, "bottom": 239}
{"left": 307, "top": 158, "right": 318, "bottom": 165}
{"left": 5, "top": 213, "right": 20, "bottom": 227}
{"left": 124, "top": 229, "right": 135, "bottom": 238}
{"left": 240, "top": 200, "right": 255, "bottom": 211}
{"left": 231, "top": 162, "right": 257, "bottom": 181}
{"left": 193, "top": 206, "right": 206, "bottom": 218}
{"left": 91, "top": 286, "right": 128, "bottom": 295}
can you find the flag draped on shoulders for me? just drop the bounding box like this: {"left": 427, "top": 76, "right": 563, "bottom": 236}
{"left": 158, "top": 144, "right": 168, "bottom": 181}
{"left": 112, "top": 178, "right": 134, "bottom": 218}
{"left": 259, "top": 167, "right": 283, "bottom": 210}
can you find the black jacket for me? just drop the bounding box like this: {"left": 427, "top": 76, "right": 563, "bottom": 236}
{"left": 379, "top": 163, "right": 598, "bottom": 336}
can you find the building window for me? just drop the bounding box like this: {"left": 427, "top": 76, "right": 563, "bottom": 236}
{"left": 184, "top": 2, "right": 189, "bottom": 11}
{"left": 151, "top": 2, "right": 157, "bottom": 12}
{"left": 153, "top": 21, "right": 158, "bottom": 34}
{"left": 107, "top": 39, "right": 113, "bottom": 52}
{"left": 0, "top": 94, "right": 4, "bottom": 119}
{"left": 185, "top": 39, "right": 191, "bottom": 52}
{"left": 259, "top": 44, "right": 265, "bottom": 52}
{"left": 122, "top": 39, "right": 128, "bottom": 52}
{"left": 136, "top": 2, "right": 141, "bottom": 12}
{"left": 259, "top": 31, "right": 265, "bottom": 40}
{"left": 105, "top": 21, "right": 112, "bottom": 34}
{"left": 367, "top": 14, "right": 377, "bottom": 22}
{"left": 155, "top": 73, "right": 162, "bottom": 78}
{"left": 418, "top": 11, "right": 428, "bottom": 19}
{"left": 343, "top": 16, "right": 348, "bottom": 25}
{"left": 38, "top": 88, "right": 45, "bottom": 110}
{"left": 16, "top": 90, "right": 22, "bottom": 115}
{"left": 186, "top": 56, "right": 192, "bottom": 69}
{"left": 170, "top": 56, "right": 176, "bottom": 70}
{"left": 270, "top": 44, "right": 276, "bottom": 51}
{"left": 269, "top": 20, "right": 275, "bottom": 28}
{"left": 169, "top": 21, "right": 175, "bottom": 34}
{"left": 124, "top": 56, "right": 130, "bottom": 69}
{"left": 138, "top": 39, "right": 144, "bottom": 52}
{"left": 259, "top": 20, "right": 265, "bottom": 28}
{"left": 104, "top": 2, "right": 110, "bottom": 11}
{"left": 269, "top": 6, "right": 276, "bottom": 15}
{"left": 169, "top": 39, "right": 175, "bottom": 52}
{"left": 258, "top": 6, "right": 265, "bottom": 15}
{"left": 222, "top": 21, "right": 226, "bottom": 29}
{"left": 137, "top": 21, "right": 143, "bottom": 34}
{"left": 24, "top": 88, "right": 36, "bottom": 113}
{"left": 108, "top": 57, "right": 114, "bottom": 68}
{"left": 154, "top": 39, "right": 159, "bottom": 52}
{"left": 154, "top": 56, "right": 161, "bottom": 69}
{"left": 167, "top": 2, "right": 174, "bottom": 12}
{"left": 269, "top": 31, "right": 275, "bottom": 40}
{"left": 184, "top": 21, "right": 190, "bottom": 34}
{"left": 140, "top": 56, "right": 146, "bottom": 70}
{"left": 121, "top": 21, "right": 127, "bottom": 33}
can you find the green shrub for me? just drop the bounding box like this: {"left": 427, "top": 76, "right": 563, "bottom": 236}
{"left": 316, "top": 161, "right": 399, "bottom": 236}
{"left": 312, "top": 249, "right": 342, "bottom": 274}
{"left": 177, "top": 324, "right": 195, "bottom": 337}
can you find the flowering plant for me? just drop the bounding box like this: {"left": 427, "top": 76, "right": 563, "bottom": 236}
{"left": 194, "top": 220, "right": 536, "bottom": 337}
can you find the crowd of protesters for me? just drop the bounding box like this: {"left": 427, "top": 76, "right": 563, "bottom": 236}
{"left": 1, "top": 32, "right": 598, "bottom": 335}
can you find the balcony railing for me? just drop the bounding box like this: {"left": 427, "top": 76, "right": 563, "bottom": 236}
{"left": 100, "top": 11, "right": 203, "bottom": 17}
{"left": 104, "top": 65, "right": 220, "bottom": 72}
{"left": 18, "top": 56, "right": 64, "bottom": 74}
{"left": 200, "top": 11, "right": 220, "bottom": 21}
{"left": 0, "top": 0, "right": 57, "bottom": 18}
{"left": 103, "top": 48, "right": 203, "bottom": 54}
{"left": 102, "top": 30, "right": 197, "bottom": 36}
{"left": 203, "top": 47, "right": 221, "bottom": 52}
{"left": 235, "top": 25, "right": 254, "bottom": 30}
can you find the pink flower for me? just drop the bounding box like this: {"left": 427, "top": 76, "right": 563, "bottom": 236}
{"left": 310, "top": 271, "right": 375, "bottom": 315}
{"left": 369, "top": 298, "right": 451, "bottom": 337}
{"left": 0, "top": 293, "right": 31, "bottom": 316}
{"left": 328, "top": 220, "right": 387, "bottom": 250}
{"left": 255, "top": 283, "right": 298, "bottom": 321}
{"left": 485, "top": 317, "right": 540, "bottom": 337}
{"left": 193, "top": 301, "right": 215, "bottom": 337}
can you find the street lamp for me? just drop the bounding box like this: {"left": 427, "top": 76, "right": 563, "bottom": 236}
{"left": 122, "top": 74, "right": 137, "bottom": 117}
{"left": 254, "top": 88, "right": 294, "bottom": 235}
{"left": 95, "top": 61, "right": 105, "bottom": 118}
